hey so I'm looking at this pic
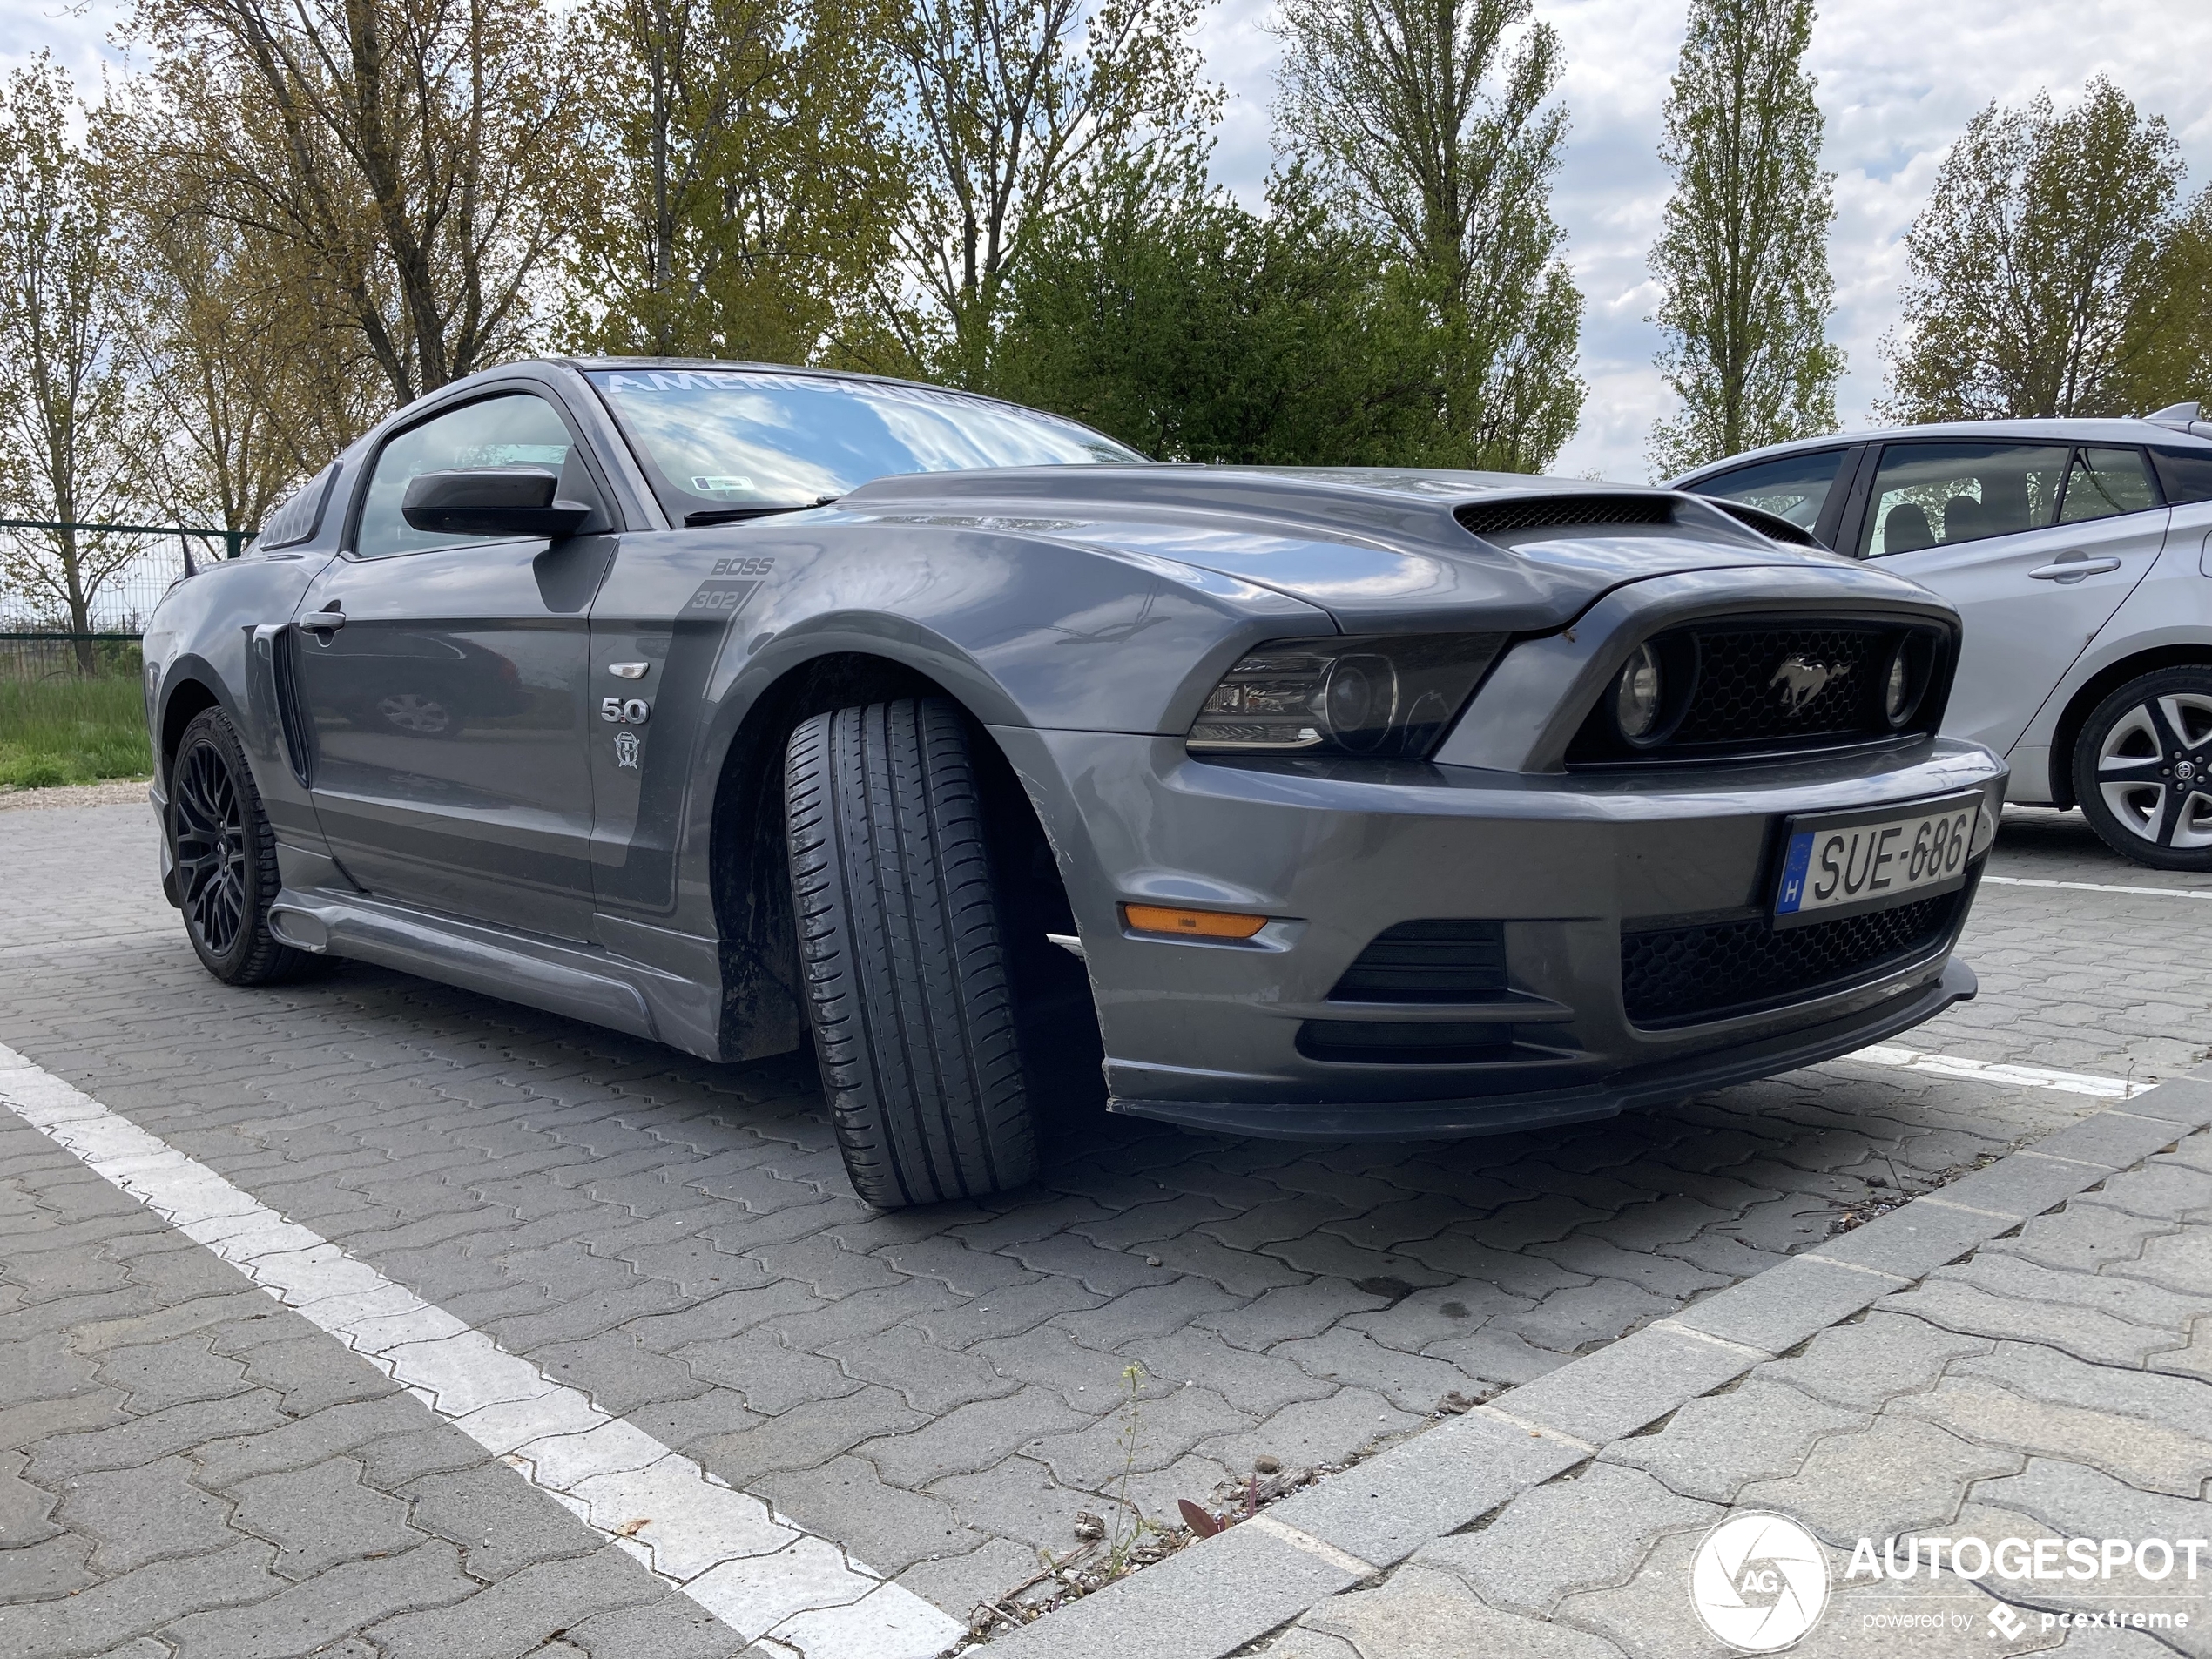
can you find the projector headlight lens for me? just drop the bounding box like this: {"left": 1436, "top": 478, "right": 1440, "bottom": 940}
{"left": 1189, "top": 633, "right": 1506, "bottom": 759}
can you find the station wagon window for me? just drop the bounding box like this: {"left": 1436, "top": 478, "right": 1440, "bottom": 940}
{"left": 2056, "top": 447, "right": 2158, "bottom": 524}
{"left": 355, "top": 394, "right": 578, "bottom": 559}
{"left": 1858, "top": 442, "right": 2069, "bottom": 556}
{"left": 589, "top": 368, "right": 1142, "bottom": 525}
{"left": 1683, "top": 448, "right": 1848, "bottom": 534}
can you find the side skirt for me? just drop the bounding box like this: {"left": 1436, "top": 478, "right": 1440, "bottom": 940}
{"left": 267, "top": 887, "right": 728, "bottom": 1062}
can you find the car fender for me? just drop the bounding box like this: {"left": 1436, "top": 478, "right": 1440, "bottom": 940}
{"left": 583, "top": 518, "right": 1332, "bottom": 940}
{"left": 145, "top": 551, "right": 335, "bottom": 853}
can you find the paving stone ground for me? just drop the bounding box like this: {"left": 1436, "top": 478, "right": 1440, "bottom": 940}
{"left": 1257, "top": 1111, "right": 2212, "bottom": 1659}
{"left": 0, "top": 795, "right": 2205, "bottom": 1656}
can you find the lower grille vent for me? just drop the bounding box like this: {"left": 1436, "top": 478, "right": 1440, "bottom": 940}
{"left": 1297, "top": 1021, "right": 1521, "bottom": 1065}
{"left": 1330, "top": 920, "right": 1507, "bottom": 1003}
{"left": 1621, "top": 889, "right": 1963, "bottom": 1028}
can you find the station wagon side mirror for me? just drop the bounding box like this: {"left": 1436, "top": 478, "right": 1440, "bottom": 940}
{"left": 401, "top": 466, "right": 597, "bottom": 539}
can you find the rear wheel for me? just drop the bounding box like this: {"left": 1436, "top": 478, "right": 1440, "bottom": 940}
{"left": 784, "top": 698, "right": 1040, "bottom": 1208}
{"left": 2072, "top": 665, "right": 2212, "bottom": 871}
{"left": 171, "top": 707, "right": 311, "bottom": 984}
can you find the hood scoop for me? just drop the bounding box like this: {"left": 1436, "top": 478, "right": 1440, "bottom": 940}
{"left": 1454, "top": 494, "right": 1678, "bottom": 539}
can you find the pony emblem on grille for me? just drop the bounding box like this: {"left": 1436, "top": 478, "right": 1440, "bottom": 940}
{"left": 1770, "top": 656, "right": 1847, "bottom": 713}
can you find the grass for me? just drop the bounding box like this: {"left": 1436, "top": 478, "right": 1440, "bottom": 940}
{"left": 0, "top": 675, "right": 153, "bottom": 787}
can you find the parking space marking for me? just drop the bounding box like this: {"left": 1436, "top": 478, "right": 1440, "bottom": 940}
{"left": 1983, "top": 873, "right": 2212, "bottom": 900}
{"left": 1843, "top": 1042, "right": 2155, "bottom": 1099}
{"left": 0, "top": 1041, "right": 966, "bottom": 1659}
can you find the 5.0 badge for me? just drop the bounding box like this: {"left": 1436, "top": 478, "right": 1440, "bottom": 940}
{"left": 600, "top": 697, "right": 650, "bottom": 725}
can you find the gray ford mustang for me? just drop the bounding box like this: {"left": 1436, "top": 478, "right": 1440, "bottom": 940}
{"left": 143, "top": 359, "right": 2006, "bottom": 1208}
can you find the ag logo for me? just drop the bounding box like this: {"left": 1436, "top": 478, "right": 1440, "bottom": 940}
{"left": 613, "top": 729, "right": 641, "bottom": 770}
{"left": 1689, "top": 1513, "right": 1829, "bottom": 1652}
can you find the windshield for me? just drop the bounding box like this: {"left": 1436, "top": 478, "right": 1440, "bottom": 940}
{"left": 588, "top": 368, "right": 1142, "bottom": 521}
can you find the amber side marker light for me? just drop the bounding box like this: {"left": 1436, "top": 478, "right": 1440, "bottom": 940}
{"left": 1123, "top": 904, "right": 1269, "bottom": 940}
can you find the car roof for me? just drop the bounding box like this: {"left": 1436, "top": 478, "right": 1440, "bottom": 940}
{"left": 1670, "top": 417, "right": 2212, "bottom": 485}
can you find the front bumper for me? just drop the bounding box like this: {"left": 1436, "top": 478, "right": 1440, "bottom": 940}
{"left": 993, "top": 727, "right": 2006, "bottom": 1139}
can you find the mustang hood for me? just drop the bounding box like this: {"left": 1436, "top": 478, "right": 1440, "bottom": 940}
{"left": 833, "top": 464, "right": 1874, "bottom": 633}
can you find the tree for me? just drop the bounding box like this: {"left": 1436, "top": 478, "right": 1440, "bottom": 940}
{"left": 1881, "top": 78, "right": 2182, "bottom": 422}
{"left": 992, "top": 159, "right": 1444, "bottom": 462}
{"left": 132, "top": 0, "right": 579, "bottom": 408}
{"left": 0, "top": 59, "right": 142, "bottom": 667}
{"left": 1646, "top": 0, "right": 1841, "bottom": 476}
{"left": 887, "top": 0, "right": 1217, "bottom": 382}
{"left": 1273, "top": 0, "right": 1584, "bottom": 471}
{"left": 563, "top": 0, "right": 911, "bottom": 364}
{"left": 2107, "top": 184, "right": 2212, "bottom": 415}
{"left": 101, "top": 85, "right": 377, "bottom": 542}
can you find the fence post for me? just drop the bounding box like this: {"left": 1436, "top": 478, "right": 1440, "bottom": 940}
{"left": 226, "top": 529, "right": 243, "bottom": 560}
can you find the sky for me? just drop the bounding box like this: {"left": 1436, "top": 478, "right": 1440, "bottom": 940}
{"left": 11, "top": 0, "right": 2212, "bottom": 482}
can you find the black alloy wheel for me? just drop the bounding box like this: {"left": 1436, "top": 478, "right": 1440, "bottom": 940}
{"left": 2073, "top": 665, "right": 2212, "bottom": 871}
{"left": 171, "top": 707, "right": 310, "bottom": 983}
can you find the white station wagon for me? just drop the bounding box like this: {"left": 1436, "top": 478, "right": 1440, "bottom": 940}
{"left": 1675, "top": 408, "right": 2212, "bottom": 870}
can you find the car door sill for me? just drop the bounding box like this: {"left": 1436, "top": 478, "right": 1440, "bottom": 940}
{"left": 269, "top": 887, "right": 666, "bottom": 1043}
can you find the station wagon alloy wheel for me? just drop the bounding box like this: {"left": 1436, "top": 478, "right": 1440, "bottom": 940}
{"left": 2075, "top": 668, "right": 2212, "bottom": 870}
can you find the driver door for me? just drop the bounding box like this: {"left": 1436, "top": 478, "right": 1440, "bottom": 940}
{"left": 292, "top": 390, "right": 615, "bottom": 939}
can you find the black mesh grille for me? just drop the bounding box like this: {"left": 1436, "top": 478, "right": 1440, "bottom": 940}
{"left": 1457, "top": 496, "right": 1676, "bottom": 538}
{"left": 1568, "top": 618, "right": 1951, "bottom": 765}
{"left": 1330, "top": 920, "right": 1507, "bottom": 1002}
{"left": 1621, "top": 889, "right": 1963, "bottom": 1028}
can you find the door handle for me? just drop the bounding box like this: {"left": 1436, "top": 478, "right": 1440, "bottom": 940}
{"left": 2028, "top": 556, "right": 2121, "bottom": 582}
{"left": 297, "top": 609, "right": 347, "bottom": 635}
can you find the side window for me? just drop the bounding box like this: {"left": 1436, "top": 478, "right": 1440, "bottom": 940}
{"left": 355, "top": 395, "right": 577, "bottom": 559}
{"left": 1859, "top": 442, "right": 2069, "bottom": 556}
{"left": 2150, "top": 446, "right": 2212, "bottom": 503}
{"left": 1684, "top": 449, "right": 1847, "bottom": 533}
{"left": 2057, "top": 447, "right": 2159, "bottom": 524}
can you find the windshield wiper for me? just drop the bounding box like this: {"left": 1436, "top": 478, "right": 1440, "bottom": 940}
{"left": 684, "top": 496, "right": 840, "bottom": 527}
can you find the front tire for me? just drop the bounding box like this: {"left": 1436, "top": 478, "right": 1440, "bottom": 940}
{"left": 2072, "top": 665, "right": 2212, "bottom": 870}
{"left": 784, "top": 698, "right": 1040, "bottom": 1208}
{"left": 170, "top": 707, "right": 311, "bottom": 984}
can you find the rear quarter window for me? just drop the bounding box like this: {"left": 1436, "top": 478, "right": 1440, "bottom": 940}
{"left": 2150, "top": 447, "right": 2212, "bottom": 504}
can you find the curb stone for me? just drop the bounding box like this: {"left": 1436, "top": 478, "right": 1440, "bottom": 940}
{"left": 978, "top": 1065, "right": 2212, "bottom": 1659}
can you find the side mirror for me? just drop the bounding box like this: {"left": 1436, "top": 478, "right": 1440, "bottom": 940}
{"left": 401, "top": 466, "right": 595, "bottom": 539}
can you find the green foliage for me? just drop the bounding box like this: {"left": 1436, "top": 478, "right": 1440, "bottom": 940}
{"left": 1648, "top": 0, "right": 1842, "bottom": 476}
{"left": 0, "top": 674, "right": 152, "bottom": 786}
{"left": 891, "top": 0, "right": 1220, "bottom": 384}
{"left": 1882, "top": 78, "right": 2183, "bottom": 422}
{"left": 562, "top": 0, "right": 913, "bottom": 365}
{"left": 1272, "top": 0, "right": 1584, "bottom": 471}
{"left": 2109, "top": 184, "right": 2212, "bottom": 415}
{"left": 990, "top": 163, "right": 1451, "bottom": 463}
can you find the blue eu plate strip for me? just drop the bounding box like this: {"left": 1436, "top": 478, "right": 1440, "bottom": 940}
{"left": 1776, "top": 830, "right": 1814, "bottom": 914}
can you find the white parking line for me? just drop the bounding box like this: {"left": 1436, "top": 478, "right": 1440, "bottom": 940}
{"left": 1983, "top": 874, "right": 2212, "bottom": 900}
{"left": 0, "top": 1042, "right": 964, "bottom": 1659}
{"left": 1842, "top": 1042, "right": 2155, "bottom": 1099}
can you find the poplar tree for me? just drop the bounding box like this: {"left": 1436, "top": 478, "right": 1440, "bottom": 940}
{"left": 1647, "top": 0, "right": 1841, "bottom": 476}
{"left": 1272, "top": 0, "right": 1585, "bottom": 472}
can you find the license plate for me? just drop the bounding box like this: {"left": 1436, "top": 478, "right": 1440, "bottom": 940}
{"left": 1773, "top": 792, "right": 1980, "bottom": 928}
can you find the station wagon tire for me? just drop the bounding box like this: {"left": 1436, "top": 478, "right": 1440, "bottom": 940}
{"left": 170, "top": 707, "right": 313, "bottom": 985}
{"left": 784, "top": 697, "right": 1041, "bottom": 1208}
{"left": 2073, "top": 665, "right": 2212, "bottom": 871}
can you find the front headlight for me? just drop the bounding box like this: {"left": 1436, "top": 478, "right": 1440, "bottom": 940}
{"left": 1187, "top": 633, "right": 1506, "bottom": 758}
